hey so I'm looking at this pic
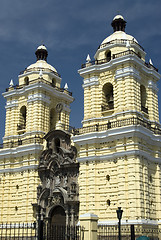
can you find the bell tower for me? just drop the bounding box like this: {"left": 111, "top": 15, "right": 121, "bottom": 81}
{"left": 73, "top": 15, "right": 161, "bottom": 228}
{"left": 0, "top": 45, "right": 74, "bottom": 222}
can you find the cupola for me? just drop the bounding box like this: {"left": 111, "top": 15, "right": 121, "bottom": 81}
{"left": 111, "top": 15, "right": 126, "bottom": 32}
{"left": 35, "top": 44, "right": 48, "bottom": 61}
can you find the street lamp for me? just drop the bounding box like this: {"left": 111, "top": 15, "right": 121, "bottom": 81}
{"left": 116, "top": 207, "right": 123, "bottom": 240}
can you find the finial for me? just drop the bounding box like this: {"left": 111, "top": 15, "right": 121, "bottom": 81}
{"left": 9, "top": 79, "right": 14, "bottom": 87}
{"left": 126, "top": 40, "right": 131, "bottom": 49}
{"left": 86, "top": 54, "right": 91, "bottom": 63}
{"left": 39, "top": 69, "right": 43, "bottom": 78}
{"left": 149, "top": 59, "right": 153, "bottom": 65}
{"left": 64, "top": 83, "right": 68, "bottom": 90}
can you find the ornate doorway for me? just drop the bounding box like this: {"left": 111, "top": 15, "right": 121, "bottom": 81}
{"left": 51, "top": 206, "right": 66, "bottom": 226}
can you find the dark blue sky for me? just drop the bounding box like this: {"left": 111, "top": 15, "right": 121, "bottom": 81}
{"left": 0, "top": 0, "right": 161, "bottom": 141}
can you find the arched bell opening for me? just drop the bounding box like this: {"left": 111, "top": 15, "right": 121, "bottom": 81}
{"left": 102, "top": 83, "right": 114, "bottom": 111}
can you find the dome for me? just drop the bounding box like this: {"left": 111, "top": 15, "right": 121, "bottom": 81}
{"left": 26, "top": 44, "right": 58, "bottom": 73}
{"left": 113, "top": 15, "right": 124, "bottom": 21}
{"left": 27, "top": 60, "right": 57, "bottom": 73}
{"left": 101, "top": 31, "right": 138, "bottom": 45}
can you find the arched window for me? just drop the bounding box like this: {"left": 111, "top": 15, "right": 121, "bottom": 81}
{"left": 24, "top": 77, "right": 29, "bottom": 85}
{"left": 50, "top": 108, "right": 56, "bottom": 130}
{"left": 102, "top": 83, "right": 114, "bottom": 111}
{"left": 140, "top": 85, "right": 148, "bottom": 113}
{"left": 105, "top": 51, "right": 111, "bottom": 62}
{"left": 18, "top": 106, "right": 26, "bottom": 130}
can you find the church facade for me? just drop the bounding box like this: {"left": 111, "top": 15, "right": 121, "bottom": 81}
{"left": 0, "top": 14, "right": 161, "bottom": 228}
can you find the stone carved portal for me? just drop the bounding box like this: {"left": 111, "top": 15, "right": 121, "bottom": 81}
{"left": 37, "top": 130, "right": 79, "bottom": 226}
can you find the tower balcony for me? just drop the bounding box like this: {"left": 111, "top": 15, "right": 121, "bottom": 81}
{"left": 81, "top": 49, "right": 158, "bottom": 72}
{"left": 72, "top": 117, "right": 161, "bottom": 136}
{"left": 5, "top": 78, "right": 72, "bottom": 96}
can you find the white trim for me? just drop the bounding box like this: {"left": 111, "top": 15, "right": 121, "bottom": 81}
{"left": 3, "top": 130, "right": 46, "bottom": 141}
{"left": 0, "top": 165, "right": 38, "bottom": 174}
{"left": 19, "top": 70, "right": 62, "bottom": 82}
{"left": 76, "top": 149, "right": 161, "bottom": 164}
{"left": 73, "top": 125, "right": 161, "bottom": 145}
{"left": 82, "top": 76, "right": 99, "bottom": 88}
{"left": 5, "top": 99, "right": 18, "bottom": 109}
{"left": 27, "top": 92, "right": 51, "bottom": 104}
{"left": 78, "top": 55, "right": 160, "bottom": 80}
{"left": 115, "top": 66, "right": 140, "bottom": 80}
{"left": 81, "top": 110, "right": 160, "bottom": 126}
{"left": 94, "top": 42, "right": 146, "bottom": 60}
{"left": 148, "top": 80, "right": 159, "bottom": 92}
{"left": 98, "top": 219, "right": 158, "bottom": 226}
{"left": 0, "top": 144, "right": 43, "bottom": 158}
{"left": 3, "top": 82, "right": 74, "bottom": 103}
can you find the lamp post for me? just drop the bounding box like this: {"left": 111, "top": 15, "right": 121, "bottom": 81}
{"left": 116, "top": 207, "right": 123, "bottom": 240}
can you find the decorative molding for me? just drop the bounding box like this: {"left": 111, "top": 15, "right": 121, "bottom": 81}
{"left": 5, "top": 99, "right": 18, "bottom": 109}
{"left": 78, "top": 55, "right": 160, "bottom": 80}
{"left": 148, "top": 80, "right": 159, "bottom": 92}
{"left": 76, "top": 149, "right": 161, "bottom": 164}
{"left": 98, "top": 219, "right": 158, "bottom": 226}
{"left": 3, "top": 82, "right": 74, "bottom": 103}
{"left": 0, "top": 144, "right": 43, "bottom": 159}
{"left": 3, "top": 130, "right": 46, "bottom": 141}
{"left": 82, "top": 76, "right": 99, "bottom": 88}
{"left": 73, "top": 125, "right": 161, "bottom": 145}
{"left": 27, "top": 93, "right": 51, "bottom": 104}
{"left": 0, "top": 164, "right": 38, "bottom": 174}
{"left": 115, "top": 67, "right": 140, "bottom": 80}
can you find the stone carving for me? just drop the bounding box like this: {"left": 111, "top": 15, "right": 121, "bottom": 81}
{"left": 37, "top": 129, "right": 79, "bottom": 226}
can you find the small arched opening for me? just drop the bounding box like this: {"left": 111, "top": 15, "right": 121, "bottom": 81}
{"left": 102, "top": 83, "right": 114, "bottom": 111}
{"left": 24, "top": 77, "right": 29, "bottom": 85}
{"left": 105, "top": 50, "right": 111, "bottom": 62}
{"left": 52, "top": 78, "right": 56, "bottom": 87}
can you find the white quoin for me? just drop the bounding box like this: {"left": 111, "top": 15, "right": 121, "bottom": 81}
{"left": 86, "top": 54, "right": 91, "bottom": 62}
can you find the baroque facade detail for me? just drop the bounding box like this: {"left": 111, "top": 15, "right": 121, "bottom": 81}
{"left": 37, "top": 130, "right": 79, "bottom": 226}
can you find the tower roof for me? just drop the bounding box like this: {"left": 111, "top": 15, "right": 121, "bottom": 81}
{"left": 100, "top": 15, "right": 138, "bottom": 46}
{"left": 26, "top": 45, "right": 58, "bottom": 74}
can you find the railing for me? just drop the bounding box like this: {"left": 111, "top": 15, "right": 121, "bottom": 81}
{"left": 0, "top": 222, "right": 37, "bottom": 239}
{"left": 97, "top": 38, "right": 145, "bottom": 51}
{"left": 19, "top": 67, "right": 61, "bottom": 77}
{"left": 73, "top": 117, "right": 161, "bottom": 135}
{"left": 6, "top": 78, "right": 72, "bottom": 96}
{"left": 0, "top": 136, "right": 43, "bottom": 149}
{"left": 44, "top": 224, "right": 83, "bottom": 240}
{"left": 98, "top": 224, "right": 161, "bottom": 240}
{"left": 81, "top": 49, "right": 158, "bottom": 72}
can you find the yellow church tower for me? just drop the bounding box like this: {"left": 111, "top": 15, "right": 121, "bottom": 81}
{"left": 0, "top": 45, "right": 74, "bottom": 222}
{"left": 73, "top": 15, "right": 161, "bottom": 227}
